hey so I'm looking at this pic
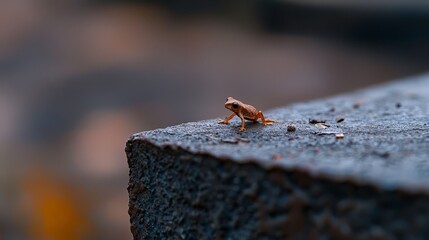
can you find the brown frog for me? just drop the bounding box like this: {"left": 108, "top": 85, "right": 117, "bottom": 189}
{"left": 219, "top": 97, "right": 275, "bottom": 131}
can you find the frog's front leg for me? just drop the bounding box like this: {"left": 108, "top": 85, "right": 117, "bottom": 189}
{"left": 256, "top": 111, "right": 275, "bottom": 126}
{"left": 238, "top": 114, "right": 246, "bottom": 131}
{"left": 219, "top": 113, "right": 236, "bottom": 124}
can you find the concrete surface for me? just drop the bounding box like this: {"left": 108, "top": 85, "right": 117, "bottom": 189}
{"left": 126, "top": 74, "right": 429, "bottom": 239}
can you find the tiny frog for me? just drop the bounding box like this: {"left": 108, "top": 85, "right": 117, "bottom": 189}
{"left": 219, "top": 97, "right": 275, "bottom": 131}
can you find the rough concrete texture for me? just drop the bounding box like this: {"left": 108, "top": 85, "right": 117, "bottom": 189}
{"left": 126, "top": 74, "right": 429, "bottom": 239}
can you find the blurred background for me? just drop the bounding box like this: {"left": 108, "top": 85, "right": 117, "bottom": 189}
{"left": 1, "top": 0, "right": 429, "bottom": 239}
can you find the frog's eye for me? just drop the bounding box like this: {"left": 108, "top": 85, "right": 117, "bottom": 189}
{"left": 232, "top": 102, "right": 239, "bottom": 108}
{"left": 226, "top": 98, "right": 229, "bottom": 102}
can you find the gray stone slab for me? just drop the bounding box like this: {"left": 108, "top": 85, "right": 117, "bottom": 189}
{"left": 126, "top": 74, "right": 429, "bottom": 239}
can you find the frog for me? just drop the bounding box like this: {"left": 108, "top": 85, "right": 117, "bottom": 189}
{"left": 218, "top": 97, "right": 275, "bottom": 131}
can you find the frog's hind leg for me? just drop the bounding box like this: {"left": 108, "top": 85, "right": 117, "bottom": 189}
{"left": 256, "top": 111, "right": 275, "bottom": 126}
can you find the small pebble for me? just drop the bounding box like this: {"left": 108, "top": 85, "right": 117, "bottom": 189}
{"left": 396, "top": 102, "right": 401, "bottom": 108}
{"left": 287, "top": 125, "right": 296, "bottom": 132}
{"left": 315, "top": 123, "right": 330, "bottom": 129}
{"left": 336, "top": 118, "right": 345, "bottom": 123}
{"left": 272, "top": 154, "right": 282, "bottom": 160}
{"left": 335, "top": 133, "right": 345, "bottom": 139}
{"left": 309, "top": 119, "right": 326, "bottom": 124}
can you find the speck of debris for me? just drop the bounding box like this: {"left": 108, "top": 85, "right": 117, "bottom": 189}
{"left": 309, "top": 119, "right": 326, "bottom": 124}
{"left": 287, "top": 125, "right": 296, "bottom": 132}
{"left": 336, "top": 133, "right": 345, "bottom": 139}
{"left": 221, "top": 138, "right": 238, "bottom": 144}
{"left": 353, "top": 100, "right": 365, "bottom": 109}
{"left": 396, "top": 103, "right": 401, "bottom": 108}
{"left": 235, "top": 137, "right": 251, "bottom": 143}
{"left": 221, "top": 137, "right": 250, "bottom": 144}
{"left": 272, "top": 154, "right": 282, "bottom": 160}
{"left": 336, "top": 118, "right": 345, "bottom": 123}
{"left": 314, "top": 131, "right": 341, "bottom": 136}
{"left": 315, "top": 123, "right": 330, "bottom": 129}
{"left": 314, "top": 132, "right": 327, "bottom": 135}
{"left": 330, "top": 107, "right": 336, "bottom": 112}
{"left": 374, "top": 151, "right": 390, "bottom": 158}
